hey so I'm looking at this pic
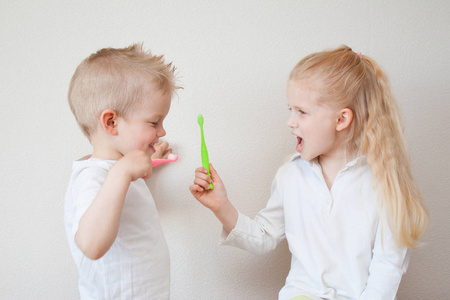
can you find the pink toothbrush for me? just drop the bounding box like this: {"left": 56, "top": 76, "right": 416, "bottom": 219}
{"left": 152, "top": 153, "right": 179, "bottom": 167}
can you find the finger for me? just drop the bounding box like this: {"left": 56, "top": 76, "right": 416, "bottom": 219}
{"left": 195, "top": 174, "right": 212, "bottom": 186}
{"left": 195, "top": 170, "right": 212, "bottom": 182}
{"left": 209, "top": 164, "right": 222, "bottom": 184}
{"left": 189, "top": 184, "right": 197, "bottom": 194}
{"left": 153, "top": 141, "right": 169, "bottom": 157}
{"left": 158, "top": 141, "right": 169, "bottom": 152}
{"left": 195, "top": 167, "right": 209, "bottom": 174}
{"left": 194, "top": 166, "right": 213, "bottom": 183}
{"left": 193, "top": 177, "right": 211, "bottom": 190}
{"left": 190, "top": 184, "right": 205, "bottom": 196}
{"left": 194, "top": 177, "right": 212, "bottom": 190}
{"left": 162, "top": 148, "right": 173, "bottom": 159}
{"left": 189, "top": 184, "right": 204, "bottom": 195}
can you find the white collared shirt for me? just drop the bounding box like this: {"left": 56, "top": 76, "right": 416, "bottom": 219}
{"left": 222, "top": 154, "right": 409, "bottom": 300}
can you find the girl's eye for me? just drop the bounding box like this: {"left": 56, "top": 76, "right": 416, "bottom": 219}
{"left": 287, "top": 107, "right": 306, "bottom": 115}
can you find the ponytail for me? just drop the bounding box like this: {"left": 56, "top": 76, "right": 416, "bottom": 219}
{"left": 361, "top": 57, "right": 428, "bottom": 248}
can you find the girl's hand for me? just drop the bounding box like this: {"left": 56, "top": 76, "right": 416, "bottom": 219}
{"left": 189, "top": 164, "right": 228, "bottom": 213}
{"left": 151, "top": 141, "right": 173, "bottom": 159}
{"left": 115, "top": 150, "right": 153, "bottom": 181}
{"left": 190, "top": 164, "right": 239, "bottom": 232}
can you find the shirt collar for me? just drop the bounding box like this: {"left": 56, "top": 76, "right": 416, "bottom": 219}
{"left": 290, "top": 153, "right": 366, "bottom": 170}
{"left": 290, "top": 153, "right": 302, "bottom": 162}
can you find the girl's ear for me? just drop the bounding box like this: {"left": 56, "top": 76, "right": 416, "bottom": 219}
{"left": 100, "top": 109, "right": 119, "bottom": 136}
{"left": 336, "top": 108, "right": 353, "bottom": 132}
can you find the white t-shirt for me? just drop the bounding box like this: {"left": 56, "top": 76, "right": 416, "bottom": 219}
{"left": 222, "top": 154, "right": 409, "bottom": 300}
{"left": 64, "top": 158, "right": 170, "bottom": 300}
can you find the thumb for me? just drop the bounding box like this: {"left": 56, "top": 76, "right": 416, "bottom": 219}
{"left": 209, "top": 163, "right": 222, "bottom": 184}
{"left": 162, "top": 147, "right": 173, "bottom": 159}
{"left": 153, "top": 141, "right": 168, "bottom": 157}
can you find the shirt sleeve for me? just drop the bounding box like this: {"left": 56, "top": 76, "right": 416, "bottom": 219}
{"left": 220, "top": 169, "right": 286, "bottom": 255}
{"left": 71, "top": 166, "right": 108, "bottom": 237}
{"left": 359, "top": 215, "right": 410, "bottom": 300}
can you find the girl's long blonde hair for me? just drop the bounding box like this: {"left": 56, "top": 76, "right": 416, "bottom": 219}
{"left": 289, "top": 46, "right": 428, "bottom": 248}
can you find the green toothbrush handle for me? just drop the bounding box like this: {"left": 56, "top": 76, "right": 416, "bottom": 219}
{"left": 200, "top": 134, "right": 213, "bottom": 190}
{"left": 201, "top": 144, "right": 213, "bottom": 190}
{"left": 198, "top": 114, "right": 213, "bottom": 190}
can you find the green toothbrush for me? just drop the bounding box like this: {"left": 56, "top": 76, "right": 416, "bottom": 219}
{"left": 197, "top": 114, "right": 213, "bottom": 190}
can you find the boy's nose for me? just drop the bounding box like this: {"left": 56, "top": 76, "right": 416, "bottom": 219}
{"left": 158, "top": 126, "right": 166, "bottom": 137}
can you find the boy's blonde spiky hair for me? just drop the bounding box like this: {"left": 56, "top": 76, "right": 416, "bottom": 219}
{"left": 68, "top": 43, "right": 180, "bottom": 140}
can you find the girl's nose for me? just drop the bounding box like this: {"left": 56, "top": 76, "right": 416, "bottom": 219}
{"left": 286, "top": 113, "right": 297, "bottom": 128}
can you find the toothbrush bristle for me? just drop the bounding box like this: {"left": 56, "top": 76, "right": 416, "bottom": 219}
{"left": 168, "top": 153, "right": 178, "bottom": 161}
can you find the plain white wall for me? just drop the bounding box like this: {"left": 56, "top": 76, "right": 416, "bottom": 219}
{"left": 1, "top": 0, "right": 449, "bottom": 299}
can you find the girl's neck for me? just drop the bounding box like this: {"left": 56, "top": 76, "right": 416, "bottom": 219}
{"left": 318, "top": 150, "right": 355, "bottom": 190}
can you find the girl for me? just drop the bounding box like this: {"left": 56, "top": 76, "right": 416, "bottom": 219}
{"left": 189, "top": 46, "right": 428, "bottom": 300}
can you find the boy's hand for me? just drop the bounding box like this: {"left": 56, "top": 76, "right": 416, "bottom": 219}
{"left": 115, "top": 150, "right": 153, "bottom": 181}
{"left": 151, "top": 141, "right": 173, "bottom": 159}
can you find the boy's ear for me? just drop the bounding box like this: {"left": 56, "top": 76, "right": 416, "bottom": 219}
{"left": 100, "top": 109, "right": 119, "bottom": 136}
{"left": 336, "top": 108, "right": 353, "bottom": 132}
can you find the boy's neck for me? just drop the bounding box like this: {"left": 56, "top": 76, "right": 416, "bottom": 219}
{"left": 91, "top": 148, "right": 122, "bottom": 161}
{"left": 90, "top": 133, "right": 122, "bottom": 161}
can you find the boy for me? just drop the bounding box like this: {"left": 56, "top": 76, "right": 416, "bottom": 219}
{"left": 64, "top": 43, "right": 179, "bottom": 299}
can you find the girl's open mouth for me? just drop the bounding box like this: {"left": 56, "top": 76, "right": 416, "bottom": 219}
{"left": 296, "top": 136, "right": 303, "bottom": 153}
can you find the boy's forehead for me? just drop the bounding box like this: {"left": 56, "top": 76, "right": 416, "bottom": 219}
{"left": 135, "top": 90, "right": 171, "bottom": 112}
{"left": 145, "top": 89, "right": 171, "bottom": 104}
